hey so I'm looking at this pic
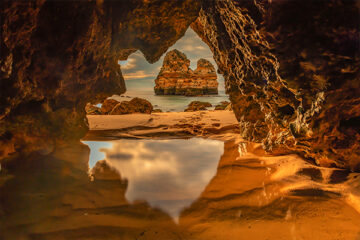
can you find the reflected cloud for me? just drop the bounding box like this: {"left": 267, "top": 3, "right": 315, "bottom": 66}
{"left": 88, "top": 138, "right": 224, "bottom": 220}
{"left": 82, "top": 141, "right": 112, "bottom": 168}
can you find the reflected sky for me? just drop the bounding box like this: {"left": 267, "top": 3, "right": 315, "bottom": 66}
{"left": 83, "top": 138, "right": 224, "bottom": 220}
{"left": 82, "top": 141, "right": 112, "bottom": 168}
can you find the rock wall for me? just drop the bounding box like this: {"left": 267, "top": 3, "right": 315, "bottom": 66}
{"left": 154, "top": 49, "right": 218, "bottom": 96}
{"left": 191, "top": 0, "right": 360, "bottom": 170}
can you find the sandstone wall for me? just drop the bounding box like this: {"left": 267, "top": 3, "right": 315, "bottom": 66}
{"left": 191, "top": 0, "right": 360, "bottom": 170}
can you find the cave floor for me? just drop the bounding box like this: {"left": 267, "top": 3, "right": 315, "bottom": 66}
{"left": 1, "top": 111, "right": 360, "bottom": 240}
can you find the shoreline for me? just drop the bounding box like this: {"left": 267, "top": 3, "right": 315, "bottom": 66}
{"left": 84, "top": 110, "right": 239, "bottom": 141}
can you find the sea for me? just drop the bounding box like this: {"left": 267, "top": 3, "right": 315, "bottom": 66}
{"left": 110, "top": 89, "right": 229, "bottom": 112}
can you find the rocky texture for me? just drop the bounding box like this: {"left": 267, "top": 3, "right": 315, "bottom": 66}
{"left": 191, "top": 0, "right": 360, "bottom": 170}
{"left": 184, "top": 101, "right": 212, "bottom": 112}
{"left": 180, "top": 140, "right": 360, "bottom": 239}
{"left": 154, "top": 49, "right": 218, "bottom": 96}
{"left": 99, "top": 98, "right": 153, "bottom": 115}
{"left": 85, "top": 103, "right": 101, "bottom": 115}
{"left": 214, "top": 101, "right": 230, "bottom": 110}
{"left": 1, "top": 0, "right": 360, "bottom": 171}
{"left": 100, "top": 99, "right": 120, "bottom": 115}
{"left": 110, "top": 97, "right": 153, "bottom": 115}
{"left": 0, "top": 0, "right": 200, "bottom": 159}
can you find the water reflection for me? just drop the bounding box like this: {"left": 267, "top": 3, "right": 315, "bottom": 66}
{"left": 0, "top": 138, "right": 359, "bottom": 240}
{"left": 84, "top": 139, "right": 224, "bottom": 220}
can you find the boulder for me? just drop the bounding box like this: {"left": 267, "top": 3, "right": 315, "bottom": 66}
{"left": 100, "top": 99, "right": 120, "bottom": 114}
{"left": 185, "top": 101, "right": 212, "bottom": 112}
{"left": 110, "top": 97, "right": 153, "bottom": 115}
{"left": 85, "top": 103, "right": 101, "bottom": 115}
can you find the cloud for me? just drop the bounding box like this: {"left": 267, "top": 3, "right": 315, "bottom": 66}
{"left": 93, "top": 138, "right": 224, "bottom": 220}
{"left": 123, "top": 70, "right": 156, "bottom": 80}
{"left": 119, "top": 58, "right": 137, "bottom": 70}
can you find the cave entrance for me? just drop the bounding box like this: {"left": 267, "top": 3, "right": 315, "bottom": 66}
{"left": 85, "top": 28, "right": 230, "bottom": 115}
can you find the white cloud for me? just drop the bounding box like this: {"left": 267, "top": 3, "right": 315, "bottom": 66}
{"left": 95, "top": 138, "right": 224, "bottom": 220}
{"left": 119, "top": 58, "right": 137, "bottom": 70}
{"left": 123, "top": 70, "right": 156, "bottom": 80}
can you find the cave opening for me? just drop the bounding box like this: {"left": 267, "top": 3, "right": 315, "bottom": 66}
{"left": 85, "top": 27, "right": 230, "bottom": 115}
{"left": 1, "top": 0, "right": 360, "bottom": 238}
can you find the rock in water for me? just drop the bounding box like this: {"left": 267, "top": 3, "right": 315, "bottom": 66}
{"left": 154, "top": 49, "right": 218, "bottom": 96}
{"left": 152, "top": 109, "right": 163, "bottom": 113}
{"left": 185, "top": 101, "right": 212, "bottom": 112}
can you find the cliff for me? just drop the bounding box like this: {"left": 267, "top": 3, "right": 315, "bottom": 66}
{"left": 154, "top": 49, "right": 218, "bottom": 96}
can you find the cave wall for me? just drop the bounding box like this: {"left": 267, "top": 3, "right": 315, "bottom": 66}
{"left": 191, "top": 0, "right": 360, "bottom": 170}
{"left": 0, "top": 0, "right": 200, "bottom": 158}
{"left": 1, "top": 0, "right": 359, "bottom": 170}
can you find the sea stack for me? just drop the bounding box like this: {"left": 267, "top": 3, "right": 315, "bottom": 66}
{"left": 154, "top": 49, "right": 218, "bottom": 96}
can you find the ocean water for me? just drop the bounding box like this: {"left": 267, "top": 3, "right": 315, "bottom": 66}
{"left": 111, "top": 89, "right": 229, "bottom": 112}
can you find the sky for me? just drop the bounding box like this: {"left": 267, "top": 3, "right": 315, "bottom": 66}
{"left": 118, "top": 28, "right": 225, "bottom": 92}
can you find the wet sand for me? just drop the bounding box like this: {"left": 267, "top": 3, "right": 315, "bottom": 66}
{"left": 2, "top": 111, "right": 359, "bottom": 239}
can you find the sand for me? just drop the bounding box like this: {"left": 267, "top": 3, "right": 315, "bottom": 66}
{"left": 85, "top": 110, "right": 239, "bottom": 141}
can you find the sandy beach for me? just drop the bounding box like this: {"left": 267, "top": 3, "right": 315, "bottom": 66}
{"left": 84, "top": 110, "right": 239, "bottom": 141}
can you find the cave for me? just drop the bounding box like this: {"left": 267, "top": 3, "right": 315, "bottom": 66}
{"left": 1, "top": 0, "right": 360, "bottom": 239}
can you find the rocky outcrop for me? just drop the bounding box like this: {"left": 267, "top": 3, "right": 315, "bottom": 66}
{"left": 100, "top": 99, "right": 120, "bottom": 115}
{"left": 110, "top": 97, "right": 153, "bottom": 115}
{"left": 184, "top": 101, "right": 212, "bottom": 112}
{"left": 98, "top": 97, "right": 153, "bottom": 115}
{"left": 154, "top": 49, "right": 218, "bottom": 96}
{"left": 191, "top": 0, "right": 360, "bottom": 170}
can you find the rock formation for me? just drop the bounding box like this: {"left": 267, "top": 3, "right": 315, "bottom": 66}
{"left": 85, "top": 103, "right": 101, "bottom": 115}
{"left": 100, "top": 99, "right": 120, "bottom": 115}
{"left": 110, "top": 97, "right": 153, "bottom": 115}
{"left": 100, "top": 98, "right": 153, "bottom": 115}
{"left": 184, "top": 101, "right": 212, "bottom": 112}
{"left": 191, "top": 0, "right": 360, "bottom": 170}
{"left": 154, "top": 49, "right": 218, "bottom": 96}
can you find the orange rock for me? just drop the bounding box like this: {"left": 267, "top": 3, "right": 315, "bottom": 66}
{"left": 154, "top": 49, "right": 218, "bottom": 96}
